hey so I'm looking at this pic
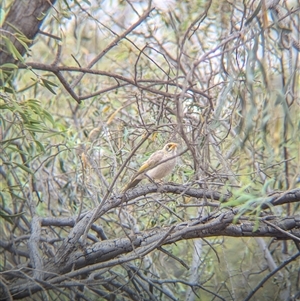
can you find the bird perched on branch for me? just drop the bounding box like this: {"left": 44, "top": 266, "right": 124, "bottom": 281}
{"left": 122, "top": 142, "right": 178, "bottom": 192}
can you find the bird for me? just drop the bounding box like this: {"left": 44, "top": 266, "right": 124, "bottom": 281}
{"left": 122, "top": 142, "right": 178, "bottom": 192}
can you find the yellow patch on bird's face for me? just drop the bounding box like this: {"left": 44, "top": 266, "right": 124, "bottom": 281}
{"left": 165, "top": 143, "right": 178, "bottom": 152}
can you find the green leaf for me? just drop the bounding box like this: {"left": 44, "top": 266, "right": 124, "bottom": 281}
{"left": 0, "top": 136, "right": 25, "bottom": 145}
{"left": 41, "top": 78, "right": 58, "bottom": 95}
{"left": 25, "top": 126, "right": 47, "bottom": 133}
{"left": 7, "top": 145, "right": 27, "bottom": 156}
{"left": 221, "top": 184, "right": 252, "bottom": 208}
{"left": 261, "top": 179, "right": 275, "bottom": 195}
{"left": 34, "top": 140, "right": 45, "bottom": 153}
{"left": 2, "top": 87, "right": 14, "bottom": 94}
{"left": 59, "top": 158, "right": 67, "bottom": 173}
{"left": 37, "top": 12, "right": 46, "bottom": 21}
{"left": 2, "top": 36, "right": 24, "bottom": 61}
{"left": 15, "top": 33, "right": 32, "bottom": 45}
{"left": 42, "top": 110, "right": 55, "bottom": 125}
{"left": 13, "top": 162, "right": 34, "bottom": 174}
{"left": 0, "top": 63, "right": 18, "bottom": 69}
{"left": 0, "top": 210, "right": 25, "bottom": 224}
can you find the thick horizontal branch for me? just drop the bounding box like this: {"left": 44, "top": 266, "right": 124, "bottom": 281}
{"left": 39, "top": 186, "right": 300, "bottom": 229}
{"left": 260, "top": 188, "right": 300, "bottom": 209}
{"left": 60, "top": 213, "right": 300, "bottom": 273}
{"left": 3, "top": 186, "right": 300, "bottom": 299}
{"left": 3, "top": 186, "right": 300, "bottom": 263}
{"left": 45, "top": 184, "right": 228, "bottom": 264}
{"left": 4, "top": 185, "right": 297, "bottom": 264}
{"left": 123, "top": 183, "right": 229, "bottom": 202}
{"left": 6, "top": 212, "right": 300, "bottom": 299}
{"left": 20, "top": 63, "right": 211, "bottom": 102}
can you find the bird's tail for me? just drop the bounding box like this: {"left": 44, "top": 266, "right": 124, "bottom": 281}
{"left": 122, "top": 178, "right": 142, "bottom": 193}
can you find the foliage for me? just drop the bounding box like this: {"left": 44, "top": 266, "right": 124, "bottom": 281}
{"left": 0, "top": 0, "right": 299, "bottom": 300}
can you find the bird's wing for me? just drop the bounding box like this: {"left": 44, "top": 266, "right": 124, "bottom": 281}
{"left": 122, "top": 149, "right": 167, "bottom": 193}
{"left": 137, "top": 150, "right": 165, "bottom": 173}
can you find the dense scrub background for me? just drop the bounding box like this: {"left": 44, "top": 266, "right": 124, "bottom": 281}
{"left": 0, "top": 0, "right": 299, "bottom": 300}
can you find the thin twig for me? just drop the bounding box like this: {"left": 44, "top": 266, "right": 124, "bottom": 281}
{"left": 243, "top": 251, "right": 300, "bottom": 301}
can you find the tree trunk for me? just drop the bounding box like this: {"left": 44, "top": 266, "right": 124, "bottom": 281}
{"left": 0, "top": 0, "right": 56, "bottom": 64}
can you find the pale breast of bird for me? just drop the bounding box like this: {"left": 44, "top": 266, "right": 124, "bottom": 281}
{"left": 145, "top": 152, "right": 177, "bottom": 180}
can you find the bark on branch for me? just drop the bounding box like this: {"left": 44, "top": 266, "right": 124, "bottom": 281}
{"left": 2, "top": 186, "right": 300, "bottom": 299}
{"left": 0, "top": 0, "right": 56, "bottom": 64}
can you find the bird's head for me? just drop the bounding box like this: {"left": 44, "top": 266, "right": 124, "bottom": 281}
{"left": 163, "top": 142, "right": 178, "bottom": 154}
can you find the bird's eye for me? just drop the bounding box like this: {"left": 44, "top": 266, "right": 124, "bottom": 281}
{"left": 165, "top": 143, "right": 176, "bottom": 152}
{"left": 166, "top": 144, "right": 173, "bottom": 151}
